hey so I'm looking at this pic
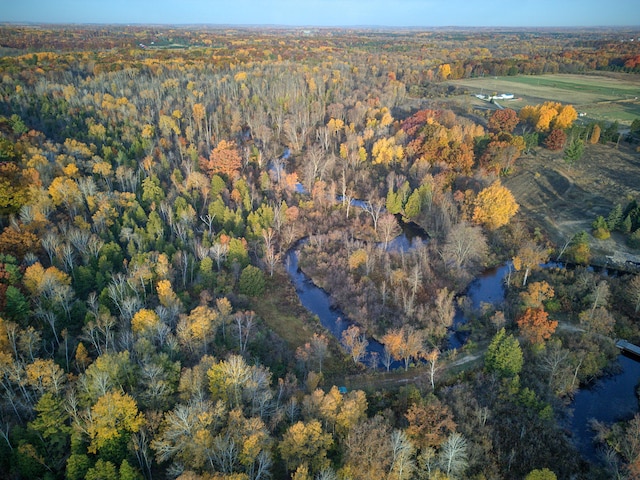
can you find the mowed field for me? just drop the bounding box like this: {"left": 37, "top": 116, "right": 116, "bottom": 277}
{"left": 447, "top": 73, "right": 640, "bottom": 125}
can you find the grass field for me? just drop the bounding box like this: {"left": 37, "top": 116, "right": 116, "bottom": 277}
{"left": 447, "top": 73, "right": 640, "bottom": 124}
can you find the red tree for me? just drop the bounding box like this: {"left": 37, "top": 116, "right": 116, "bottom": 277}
{"left": 544, "top": 129, "right": 566, "bottom": 151}
{"left": 487, "top": 108, "right": 519, "bottom": 134}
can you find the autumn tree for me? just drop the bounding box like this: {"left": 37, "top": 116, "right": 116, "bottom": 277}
{"left": 279, "top": 420, "right": 333, "bottom": 474}
{"left": 519, "top": 102, "right": 577, "bottom": 132}
{"left": 341, "top": 325, "right": 368, "bottom": 365}
{"left": 487, "top": 108, "right": 519, "bottom": 134}
{"left": 525, "top": 468, "right": 557, "bottom": 480}
{"left": 472, "top": 181, "right": 519, "bottom": 230}
{"left": 342, "top": 415, "right": 392, "bottom": 480}
{"left": 406, "top": 396, "right": 456, "bottom": 449}
{"left": 513, "top": 241, "right": 550, "bottom": 286}
{"left": 177, "top": 305, "right": 219, "bottom": 357}
{"left": 544, "top": 129, "right": 566, "bottom": 151}
{"left": 0, "top": 161, "right": 30, "bottom": 215}
{"left": 520, "top": 281, "right": 554, "bottom": 309}
{"left": 590, "top": 124, "right": 601, "bottom": 144}
{"left": 516, "top": 307, "right": 558, "bottom": 345}
{"left": 381, "top": 327, "right": 423, "bottom": 370}
{"left": 200, "top": 140, "right": 242, "bottom": 179}
{"left": 87, "top": 390, "right": 144, "bottom": 458}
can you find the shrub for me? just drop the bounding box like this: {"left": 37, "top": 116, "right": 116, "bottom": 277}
{"left": 591, "top": 216, "right": 610, "bottom": 239}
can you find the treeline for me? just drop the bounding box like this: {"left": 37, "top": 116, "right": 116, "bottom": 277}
{"left": 1, "top": 25, "right": 639, "bottom": 82}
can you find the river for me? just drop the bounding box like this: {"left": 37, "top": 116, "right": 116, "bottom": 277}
{"left": 284, "top": 241, "right": 640, "bottom": 462}
{"left": 568, "top": 353, "right": 640, "bottom": 462}
{"left": 284, "top": 236, "right": 509, "bottom": 365}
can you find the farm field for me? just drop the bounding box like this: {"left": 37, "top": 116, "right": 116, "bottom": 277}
{"left": 447, "top": 73, "right": 640, "bottom": 125}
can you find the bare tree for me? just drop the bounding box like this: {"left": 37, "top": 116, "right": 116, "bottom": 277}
{"left": 424, "top": 349, "right": 441, "bottom": 391}
{"left": 235, "top": 311, "right": 255, "bottom": 355}
{"left": 441, "top": 221, "right": 488, "bottom": 270}
{"left": 363, "top": 197, "right": 385, "bottom": 232}
{"left": 439, "top": 432, "right": 468, "bottom": 478}
{"left": 433, "top": 288, "right": 456, "bottom": 333}
{"left": 210, "top": 242, "right": 229, "bottom": 271}
{"left": 262, "top": 228, "right": 279, "bottom": 277}
{"left": 378, "top": 213, "right": 401, "bottom": 249}
{"left": 389, "top": 430, "right": 415, "bottom": 480}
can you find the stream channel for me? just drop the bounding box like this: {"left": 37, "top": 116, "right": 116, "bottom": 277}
{"left": 284, "top": 234, "right": 640, "bottom": 463}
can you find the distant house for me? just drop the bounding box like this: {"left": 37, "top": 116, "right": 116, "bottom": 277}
{"left": 475, "top": 93, "right": 514, "bottom": 101}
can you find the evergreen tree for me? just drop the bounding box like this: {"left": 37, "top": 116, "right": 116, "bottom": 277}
{"left": 485, "top": 328, "right": 523, "bottom": 378}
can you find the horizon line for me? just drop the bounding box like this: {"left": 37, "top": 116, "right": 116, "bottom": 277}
{"left": 2, "top": 21, "right": 640, "bottom": 30}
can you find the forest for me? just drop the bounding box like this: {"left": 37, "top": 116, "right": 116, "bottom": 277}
{"left": 0, "top": 24, "right": 640, "bottom": 480}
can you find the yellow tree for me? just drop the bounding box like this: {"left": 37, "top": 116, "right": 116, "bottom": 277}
{"left": 25, "top": 358, "right": 66, "bottom": 396}
{"left": 535, "top": 103, "right": 558, "bottom": 132}
{"left": 157, "top": 279, "right": 181, "bottom": 309}
{"left": 177, "top": 305, "right": 219, "bottom": 357}
{"left": 520, "top": 281, "right": 555, "bottom": 309}
{"left": 472, "top": 181, "right": 519, "bottom": 230}
{"left": 23, "top": 263, "right": 71, "bottom": 296}
{"left": 48, "top": 176, "right": 82, "bottom": 213}
{"left": 553, "top": 104, "right": 578, "bottom": 130}
{"left": 279, "top": 420, "right": 333, "bottom": 474}
{"left": 131, "top": 308, "right": 161, "bottom": 336}
{"left": 513, "top": 241, "right": 550, "bottom": 286}
{"left": 372, "top": 137, "right": 404, "bottom": 165}
{"left": 437, "top": 64, "right": 452, "bottom": 80}
{"left": 87, "top": 390, "right": 144, "bottom": 454}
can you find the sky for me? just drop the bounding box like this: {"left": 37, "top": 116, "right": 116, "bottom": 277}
{"left": 3, "top": 0, "right": 640, "bottom": 27}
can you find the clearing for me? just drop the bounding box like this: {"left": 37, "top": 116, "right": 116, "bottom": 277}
{"left": 446, "top": 73, "right": 640, "bottom": 125}
{"left": 503, "top": 142, "right": 640, "bottom": 267}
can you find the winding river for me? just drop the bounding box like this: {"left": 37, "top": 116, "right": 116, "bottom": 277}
{"left": 284, "top": 240, "right": 640, "bottom": 462}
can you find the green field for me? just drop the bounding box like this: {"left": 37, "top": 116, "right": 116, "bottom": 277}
{"left": 448, "top": 73, "right": 640, "bottom": 124}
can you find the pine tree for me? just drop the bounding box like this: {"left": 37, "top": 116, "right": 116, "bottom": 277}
{"left": 563, "top": 137, "right": 585, "bottom": 165}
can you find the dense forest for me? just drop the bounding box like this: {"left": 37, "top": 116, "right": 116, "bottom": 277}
{"left": 1, "top": 25, "right": 640, "bottom": 480}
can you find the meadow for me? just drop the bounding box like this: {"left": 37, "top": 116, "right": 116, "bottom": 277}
{"left": 449, "top": 73, "right": 640, "bottom": 124}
